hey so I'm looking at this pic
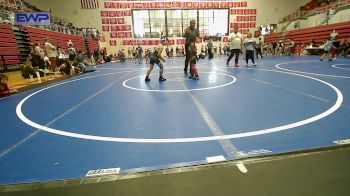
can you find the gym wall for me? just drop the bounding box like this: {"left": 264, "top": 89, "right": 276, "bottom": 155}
{"left": 25, "top": 0, "right": 310, "bottom": 54}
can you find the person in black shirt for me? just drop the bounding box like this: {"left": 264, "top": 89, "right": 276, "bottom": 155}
{"left": 183, "top": 20, "right": 199, "bottom": 74}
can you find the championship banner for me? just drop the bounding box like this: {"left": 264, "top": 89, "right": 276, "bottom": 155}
{"left": 125, "top": 32, "right": 132, "bottom": 38}
{"left": 116, "top": 11, "right": 123, "bottom": 17}
{"left": 102, "top": 18, "right": 109, "bottom": 24}
{"left": 109, "top": 11, "right": 116, "bottom": 17}
{"left": 109, "top": 40, "right": 117, "bottom": 46}
{"left": 117, "top": 18, "right": 125, "bottom": 24}
{"left": 102, "top": 26, "right": 110, "bottom": 31}
{"left": 101, "top": 11, "right": 108, "bottom": 17}
{"left": 110, "top": 26, "right": 118, "bottom": 31}
{"left": 110, "top": 32, "right": 118, "bottom": 38}
{"left": 109, "top": 18, "right": 117, "bottom": 24}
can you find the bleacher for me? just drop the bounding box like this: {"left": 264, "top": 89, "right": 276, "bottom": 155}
{"left": 285, "top": 21, "right": 350, "bottom": 45}
{"left": 264, "top": 32, "right": 283, "bottom": 43}
{"left": 265, "top": 21, "right": 350, "bottom": 45}
{"left": 87, "top": 39, "right": 99, "bottom": 55}
{"left": 25, "top": 27, "right": 86, "bottom": 52}
{"left": 0, "top": 23, "right": 21, "bottom": 70}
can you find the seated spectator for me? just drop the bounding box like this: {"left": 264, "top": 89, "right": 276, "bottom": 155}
{"left": 118, "top": 50, "right": 126, "bottom": 63}
{"left": 59, "top": 60, "right": 76, "bottom": 75}
{"left": 73, "top": 49, "right": 86, "bottom": 72}
{"left": 0, "top": 74, "right": 17, "bottom": 96}
{"left": 20, "top": 55, "right": 44, "bottom": 79}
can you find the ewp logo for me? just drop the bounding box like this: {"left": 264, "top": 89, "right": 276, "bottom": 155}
{"left": 16, "top": 12, "right": 51, "bottom": 26}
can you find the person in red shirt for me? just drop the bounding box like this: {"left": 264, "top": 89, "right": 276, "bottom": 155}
{"left": 0, "top": 74, "right": 17, "bottom": 96}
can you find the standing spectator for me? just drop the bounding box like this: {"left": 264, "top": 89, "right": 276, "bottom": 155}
{"left": 244, "top": 32, "right": 256, "bottom": 66}
{"left": 165, "top": 46, "right": 170, "bottom": 58}
{"left": 188, "top": 43, "right": 199, "bottom": 80}
{"left": 275, "top": 40, "right": 284, "bottom": 56}
{"left": 67, "top": 43, "right": 76, "bottom": 62}
{"left": 127, "top": 47, "right": 131, "bottom": 59}
{"left": 255, "top": 37, "right": 263, "bottom": 59}
{"left": 132, "top": 46, "right": 136, "bottom": 59}
{"left": 320, "top": 37, "right": 334, "bottom": 61}
{"left": 207, "top": 40, "right": 213, "bottom": 59}
{"left": 136, "top": 44, "right": 143, "bottom": 64}
{"left": 170, "top": 47, "right": 174, "bottom": 57}
{"left": 183, "top": 19, "right": 200, "bottom": 74}
{"left": 225, "top": 43, "right": 230, "bottom": 56}
{"left": 219, "top": 44, "right": 222, "bottom": 55}
{"left": 288, "top": 39, "right": 295, "bottom": 55}
{"left": 226, "top": 27, "right": 242, "bottom": 67}
{"left": 223, "top": 44, "right": 227, "bottom": 56}
{"left": 32, "top": 42, "right": 44, "bottom": 69}
{"left": 45, "top": 38, "right": 58, "bottom": 71}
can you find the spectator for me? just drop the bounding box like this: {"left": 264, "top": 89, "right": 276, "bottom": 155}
{"left": 207, "top": 40, "right": 213, "bottom": 59}
{"left": 32, "top": 43, "right": 44, "bottom": 69}
{"left": 136, "top": 44, "right": 143, "bottom": 64}
{"left": 0, "top": 74, "right": 17, "bottom": 96}
{"left": 67, "top": 43, "right": 76, "bottom": 62}
{"left": 74, "top": 49, "right": 86, "bottom": 72}
{"left": 255, "top": 37, "right": 263, "bottom": 59}
{"left": 44, "top": 38, "right": 58, "bottom": 71}
{"left": 320, "top": 37, "right": 334, "bottom": 61}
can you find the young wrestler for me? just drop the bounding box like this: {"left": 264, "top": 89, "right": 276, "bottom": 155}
{"left": 145, "top": 38, "right": 167, "bottom": 82}
{"left": 188, "top": 42, "right": 199, "bottom": 80}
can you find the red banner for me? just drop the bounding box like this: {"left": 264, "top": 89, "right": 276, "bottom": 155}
{"left": 109, "top": 11, "right": 116, "bottom": 17}
{"left": 120, "top": 3, "right": 128, "bottom": 8}
{"left": 134, "top": 3, "right": 142, "bottom": 8}
{"left": 118, "top": 32, "right": 125, "bottom": 38}
{"left": 109, "top": 40, "right": 117, "bottom": 46}
{"left": 124, "top": 10, "right": 131, "bottom": 16}
{"left": 102, "top": 26, "right": 110, "bottom": 31}
{"left": 109, "top": 18, "right": 117, "bottom": 24}
{"left": 101, "top": 11, "right": 108, "bottom": 17}
{"left": 110, "top": 26, "right": 118, "bottom": 31}
{"left": 164, "top": 2, "right": 171, "bottom": 8}
{"left": 117, "top": 18, "right": 125, "bottom": 24}
{"left": 142, "top": 2, "right": 149, "bottom": 8}
{"left": 125, "top": 32, "right": 132, "bottom": 38}
{"left": 172, "top": 2, "right": 179, "bottom": 8}
{"left": 102, "top": 18, "right": 109, "bottom": 24}
{"left": 110, "top": 32, "right": 118, "bottom": 38}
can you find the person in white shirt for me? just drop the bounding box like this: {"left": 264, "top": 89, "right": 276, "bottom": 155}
{"left": 226, "top": 27, "right": 242, "bottom": 67}
{"left": 243, "top": 32, "right": 256, "bottom": 66}
{"left": 44, "top": 38, "right": 58, "bottom": 72}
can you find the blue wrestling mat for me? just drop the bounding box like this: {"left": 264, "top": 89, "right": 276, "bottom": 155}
{"left": 0, "top": 55, "right": 349, "bottom": 185}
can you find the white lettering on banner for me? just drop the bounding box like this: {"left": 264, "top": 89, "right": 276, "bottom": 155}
{"left": 86, "top": 168, "right": 120, "bottom": 177}
{"left": 237, "top": 149, "right": 272, "bottom": 157}
{"left": 333, "top": 139, "right": 350, "bottom": 145}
